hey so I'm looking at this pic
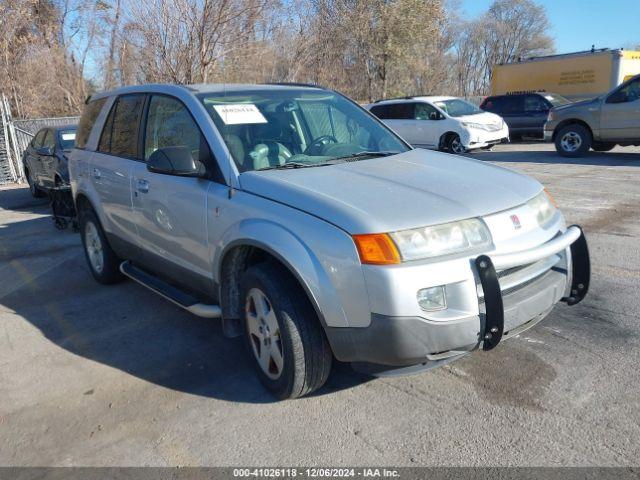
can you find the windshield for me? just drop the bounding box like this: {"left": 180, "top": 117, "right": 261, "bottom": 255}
{"left": 58, "top": 129, "right": 76, "bottom": 150}
{"left": 433, "top": 99, "right": 483, "bottom": 117}
{"left": 199, "top": 89, "right": 409, "bottom": 172}
{"left": 543, "top": 93, "right": 571, "bottom": 107}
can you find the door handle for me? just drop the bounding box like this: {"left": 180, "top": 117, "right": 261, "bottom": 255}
{"left": 136, "top": 179, "right": 149, "bottom": 194}
{"left": 93, "top": 168, "right": 101, "bottom": 179}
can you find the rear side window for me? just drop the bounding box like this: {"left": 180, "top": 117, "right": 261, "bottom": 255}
{"left": 370, "top": 103, "right": 415, "bottom": 120}
{"left": 98, "top": 94, "right": 145, "bottom": 158}
{"left": 370, "top": 104, "right": 390, "bottom": 119}
{"left": 387, "top": 103, "right": 415, "bottom": 119}
{"left": 481, "top": 97, "right": 506, "bottom": 113}
{"left": 489, "top": 96, "right": 524, "bottom": 115}
{"left": 76, "top": 98, "right": 107, "bottom": 149}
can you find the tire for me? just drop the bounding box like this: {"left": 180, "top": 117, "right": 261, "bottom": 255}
{"left": 240, "top": 262, "right": 332, "bottom": 399}
{"left": 26, "top": 168, "right": 46, "bottom": 198}
{"left": 446, "top": 134, "right": 467, "bottom": 154}
{"left": 78, "top": 208, "right": 123, "bottom": 284}
{"left": 555, "top": 124, "right": 592, "bottom": 157}
{"left": 592, "top": 142, "right": 616, "bottom": 152}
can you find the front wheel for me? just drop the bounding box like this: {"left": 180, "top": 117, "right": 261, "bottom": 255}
{"left": 79, "top": 208, "right": 123, "bottom": 284}
{"left": 26, "top": 169, "right": 46, "bottom": 198}
{"left": 240, "top": 263, "right": 332, "bottom": 399}
{"left": 447, "top": 134, "right": 467, "bottom": 154}
{"left": 555, "top": 124, "right": 591, "bottom": 157}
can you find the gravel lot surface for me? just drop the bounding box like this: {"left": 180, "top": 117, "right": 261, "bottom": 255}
{"left": 1, "top": 142, "right": 639, "bottom": 466}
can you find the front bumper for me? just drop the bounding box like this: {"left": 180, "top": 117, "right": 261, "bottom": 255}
{"left": 327, "top": 226, "right": 590, "bottom": 371}
{"left": 462, "top": 126, "right": 510, "bottom": 150}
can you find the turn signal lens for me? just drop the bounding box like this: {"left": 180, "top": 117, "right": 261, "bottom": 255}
{"left": 353, "top": 233, "right": 401, "bottom": 265}
{"left": 544, "top": 188, "right": 558, "bottom": 208}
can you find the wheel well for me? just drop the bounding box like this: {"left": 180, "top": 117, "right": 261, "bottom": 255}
{"left": 439, "top": 131, "right": 459, "bottom": 149}
{"left": 219, "top": 245, "right": 321, "bottom": 338}
{"left": 553, "top": 119, "right": 593, "bottom": 141}
{"left": 74, "top": 193, "right": 93, "bottom": 215}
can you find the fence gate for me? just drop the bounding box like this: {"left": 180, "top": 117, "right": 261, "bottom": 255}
{"left": 0, "top": 93, "right": 79, "bottom": 185}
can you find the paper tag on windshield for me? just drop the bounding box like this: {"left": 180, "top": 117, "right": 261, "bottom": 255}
{"left": 213, "top": 104, "right": 267, "bottom": 125}
{"left": 61, "top": 133, "right": 76, "bottom": 140}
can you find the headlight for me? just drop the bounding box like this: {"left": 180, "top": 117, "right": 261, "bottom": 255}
{"left": 547, "top": 111, "right": 555, "bottom": 122}
{"left": 389, "top": 218, "right": 493, "bottom": 261}
{"left": 461, "top": 122, "right": 486, "bottom": 131}
{"left": 527, "top": 190, "right": 557, "bottom": 227}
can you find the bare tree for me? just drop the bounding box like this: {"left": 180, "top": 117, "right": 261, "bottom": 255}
{"left": 104, "top": 0, "right": 122, "bottom": 89}
{"left": 0, "top": 0, "right": 90, "bottom": 117}
{"left": 451, "top": 0, "right": 553, "bottom": 95}
{"left": 1, "top": 0, "right": 556, "bottom": 118}
{"left": 118, "top": 0, "right": 269, "bottom": 85}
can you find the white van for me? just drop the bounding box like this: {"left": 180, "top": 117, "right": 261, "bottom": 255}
{"left": 367, "top": 96, "right": 509, "bottom": 154}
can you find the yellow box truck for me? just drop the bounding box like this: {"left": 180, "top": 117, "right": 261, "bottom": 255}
{"left": 491, "top": 48, "right": 640, "bottom": 100}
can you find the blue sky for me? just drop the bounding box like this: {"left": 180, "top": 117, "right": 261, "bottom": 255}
{"left": 460, "top": 0, "right": 640, "bottom": 53}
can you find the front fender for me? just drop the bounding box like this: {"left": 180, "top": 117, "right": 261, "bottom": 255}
{"left": 215, "top": 218, "right": 369, "bottom": 329}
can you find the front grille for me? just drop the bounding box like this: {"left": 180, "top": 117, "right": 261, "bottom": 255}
{"left": 478, "top": 254, "right": 561, "bottom": 303}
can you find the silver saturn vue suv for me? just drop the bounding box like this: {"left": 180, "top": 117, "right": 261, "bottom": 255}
{"left": 68, "top": 83, "right": 590, "bottom": 399}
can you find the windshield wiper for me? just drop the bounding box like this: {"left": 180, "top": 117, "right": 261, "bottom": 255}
{"left": 257, "top": 162, "right": 321, "bottom": 171}
{"left": 327, "top": 151, "right": 399, "bottom": 163}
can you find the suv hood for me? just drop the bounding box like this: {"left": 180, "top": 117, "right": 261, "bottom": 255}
{"left": 552, "top": 97, "right": 598, "bottom": 112}
{"left": 239, "top": 149, "right": 542, "bottom": 234}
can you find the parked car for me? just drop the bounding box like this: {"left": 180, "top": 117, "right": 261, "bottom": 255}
{"left": 544, "top": 74, "right": 640, "bottom": 157}
{"left": 367, "top": 96, "right": 509, "bottom": 154}
{"left": 480, "top": 92, "right": 570, "bottom": 140}
{"left": 69, "top": 84, "right": 590, "bottom": 399}
{"left": 23, "top": 125, "right": 77, "bottom": 197}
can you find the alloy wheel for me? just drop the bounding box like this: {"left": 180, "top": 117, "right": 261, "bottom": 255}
{"left": 84, "top": 221, "right": 104, "bottom": 274}
{"left": 245, "top": 288, "right": 284, "bottom": 380}
{"left": 450, "top": 137, "right": 466, "bottom": 154}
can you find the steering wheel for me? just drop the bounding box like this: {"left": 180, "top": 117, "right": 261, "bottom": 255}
{"left": 304, "top": 135, "right": 338, "bottom": 155}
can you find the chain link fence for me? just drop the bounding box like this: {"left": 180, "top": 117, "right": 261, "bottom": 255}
{"left": 0, "top": 93, "right": 78, "bottom": 185}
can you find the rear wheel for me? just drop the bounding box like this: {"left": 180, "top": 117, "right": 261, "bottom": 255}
{"left": 79, "top": 208, "right": 123, "bottom": 284}
{"left": 592, "top": 142, "right": 616, "bottom": 152}
{"left": 240, "top": 262, "right": 332, "bottom": 399}
{"left": 555, "top": 124, "right": 591, "bottom": 157}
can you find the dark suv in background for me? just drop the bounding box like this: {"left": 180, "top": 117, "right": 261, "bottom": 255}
{"left": 22, "top": 125, "right": 77, "bottom": 197}
{"left": 480, "top": 92, "right": 570, "bottom": 140}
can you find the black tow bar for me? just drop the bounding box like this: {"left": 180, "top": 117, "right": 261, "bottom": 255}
{"left": 562, "top": 226, "right": 590, "bottom": 306}
{"left": 475, "top": 255, "right": 504, "bottom": 351}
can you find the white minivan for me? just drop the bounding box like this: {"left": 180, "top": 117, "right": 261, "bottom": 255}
{"left": 367, "top": 96, "right": 509, "bottom": 154}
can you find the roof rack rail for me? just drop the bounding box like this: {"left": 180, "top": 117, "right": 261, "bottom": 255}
{"left": 264, "top": 82, "right": 325, "bottom": 89}
{"left": 506, "top": 90, "right": 546, "bottom": 95}
{"left": 374, "top": 95, "right": 426, "bottom": 103}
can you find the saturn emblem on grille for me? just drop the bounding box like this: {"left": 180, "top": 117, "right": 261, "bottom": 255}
{"left": 510, "top": 214, "right": 522, "bottom": 230}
